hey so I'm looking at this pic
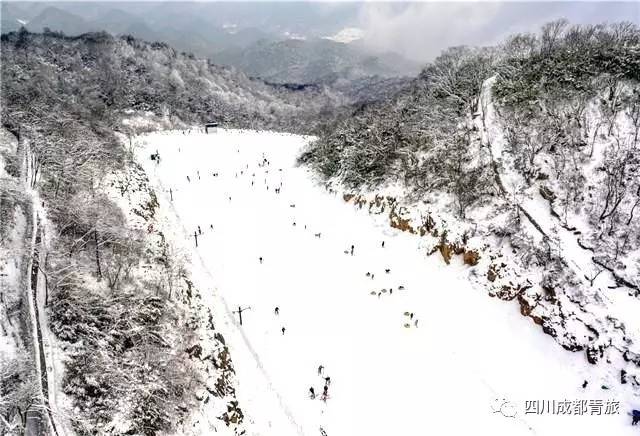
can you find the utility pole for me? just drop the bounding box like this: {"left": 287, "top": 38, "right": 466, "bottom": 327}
{"left": 233, "top": 306, "right": 251, "bottom": 326}
{"left": 0, "top": 272, "right": 6, "bottom": 304}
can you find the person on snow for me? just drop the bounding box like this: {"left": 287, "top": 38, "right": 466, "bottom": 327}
{"left": 309, "top": 387, "right": 316, "bottom": 399}
{"left": 321, "top": 385, "right": 329, "bottom": 401}
{"left": 324, "top": 376, "right": 331, "bottom": 387}
{"left": 259, "top": 257, "right": 263, "bottom": 264}
{"left": 632, "top": 409, "right": 640, "bottom": 425}
{"left": 281, "top": 327, "right": 286, "bottom": 335}
{"left": 318, "top": 365, "right": 324, "bottom": 376}
{"left": 274, "top": 307, "right": 279, "bottom": 315}
{"left": 198, "top": 226, "right": 202, "bottom": 235}
{"left": 187, "top": 175, "right": 190, "bottom": 182}
{"left": 350, "top": 245, "right": 354, "bottom": 256}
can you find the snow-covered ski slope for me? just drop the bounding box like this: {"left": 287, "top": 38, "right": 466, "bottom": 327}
{"left": 138, "top": 129, "right": 637, "bottom": 436}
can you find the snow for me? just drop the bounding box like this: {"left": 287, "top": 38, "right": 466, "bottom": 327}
{"left": 34, "top": 196, "right": 74, "bottom": 436}
{"left": 284, "top": 32, "right": 307, "bottom": 41}
{"left": 479, "top": 75, "right": 640, "bottom": 358}
{"left": 322, "top": 27, "right": 364, "bottom": 44}
{"left": 138, "top": 128, "right": 639, "bottom": 436}
{"left": 0, "top": 205, "right": 26, "bottom": 361}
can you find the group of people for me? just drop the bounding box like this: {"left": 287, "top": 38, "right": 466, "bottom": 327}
{"left": 309, "top": 365, "right": 332, "bottom": 402}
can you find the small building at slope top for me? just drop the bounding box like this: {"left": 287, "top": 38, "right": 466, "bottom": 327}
{"left": 205, "top": 122, "right": 219, "bottom": 134}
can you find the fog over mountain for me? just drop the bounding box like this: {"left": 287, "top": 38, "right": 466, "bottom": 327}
{"left": 2, "top": 2, "right": 637, "bottom": 66}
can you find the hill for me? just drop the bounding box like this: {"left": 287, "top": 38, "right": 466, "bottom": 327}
{"left": 301, "top": 20, "right": 640, "bottom": 387}
{"left": 213, "top": 37, "right": 420, "bottom": 84}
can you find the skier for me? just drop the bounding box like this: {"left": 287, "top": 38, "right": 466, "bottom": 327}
{"left": 632, "top": 409, "right": 640, "bottom": 425}
{"left": 259, "top": 257, "right": 263, "bottom": 264}
{"left": 187, "top": 175, "right": 190, "bottom": 182}
{"left": 281, "top": 327, "right": 286, "bottom": 335}
{"left": 318, "top": 365, "right": 324, "bottom": 376}
{"left": 350, "top": 245, "right": 354, "bottom": 256}
{"left": 324, "top": 376, "right": 331, "bottom": 387}
{"left": 321, "top": 385, "right": 329, "bottom": 401}
{"left": 274, "top": 307, "right": 279, "bottom": 315}
{"left": 198, "top": 226, "right": 202, "bottom": 235}
{"left": 309, "top": 387, "right": 316, "bottom": 399}
{"left": 210, "top": 224, "right": 213, "bottom": 229}
{"left": 382, "top": 241, "right": 385, "bottom": 248}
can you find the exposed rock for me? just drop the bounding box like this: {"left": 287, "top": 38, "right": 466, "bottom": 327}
{"left": 586, "top": 345, "right": 604, "bottom": 364}
{"left": 186, "top": 344, "right": 203, "bottom": 359}
{"left": 487, "top": 265, "right": 498, "bottom": 282}
{"left": 389, "top": 208, "right": 416, "bottom": 234}
{"left": 539, "top": 185, "right": 556, "bottom": 202}
{"left": 463, "top": 250, "right": 480, "bottom": 266}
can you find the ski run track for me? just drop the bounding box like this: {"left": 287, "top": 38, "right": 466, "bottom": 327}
{"left": 138, "top": 129, "right": 638, "bottom": 436}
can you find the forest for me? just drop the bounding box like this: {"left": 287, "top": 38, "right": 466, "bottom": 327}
{"left": 2, "top": 19, "right": 640, "bottom": 435}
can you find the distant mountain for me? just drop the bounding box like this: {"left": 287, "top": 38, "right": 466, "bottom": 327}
{"left": 213, "top": 38, "right": 421, "bottom": 84}
{"left": 89, "top": 8, "right": 144, "bottom": 35}
{"left": 1, "top": 1, "right": 418, "bottom": 84}
{"left": 25, "top": 6, "right": 92, "bottom": 35}
{"left": 0, "top": 3, "right": 25, "bottom": 33}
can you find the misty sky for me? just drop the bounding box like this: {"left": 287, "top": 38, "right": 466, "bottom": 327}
{"left": 356, "top": 2, "right": 640, "bottom": 61}
{"left": 4, "top": 1, "right": 639, "bottom": 62}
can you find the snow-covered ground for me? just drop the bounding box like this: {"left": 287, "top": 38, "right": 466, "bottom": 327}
{"left": 138, "top": 129, "right": 638, "bottom": 436}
